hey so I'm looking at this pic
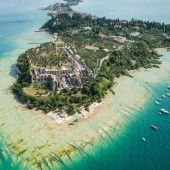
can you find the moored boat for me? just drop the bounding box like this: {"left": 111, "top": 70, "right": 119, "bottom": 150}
{"left": 151, "top": 125, "right": 158, "bottom": 130}
{"left": 155, "top": 101, "right": 159, "bottom": 105}
{"left": 160, "top": 108, "right": 169, "bottom": 114}
{"left": 142, "top": 137, "right": 146, "bottom": 141}
{"left": 167, "top": 93, "right": 170, "bottom": 97}
{"left": 162, "top": 95, "right": 166, "bottom": 98}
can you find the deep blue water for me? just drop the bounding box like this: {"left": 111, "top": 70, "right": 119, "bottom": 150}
{"left": 1, "top": 0, "right": 170, "bottom": 170}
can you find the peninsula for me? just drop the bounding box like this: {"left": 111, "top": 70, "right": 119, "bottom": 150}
{"left": 12, "top": 0, "right": 170, "bottom": 119}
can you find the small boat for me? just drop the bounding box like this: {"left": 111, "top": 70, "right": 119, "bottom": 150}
{"left": 168, "top": 86, "right": 170, "bottom": 89}
{"left": 167, "top": 93, "right": 170, "bottom": 97}
{"left": 162, "top": 95, "right": 166, "bottom": 98}
{"left": 160, "top": 108, "right": 169, "bottom": 114}
{"left": 158, "top": 99, "right": 162, "bottom": 101}
{"left": 151, "top": 125, "right": 158, "bottom": 130}
{"left": 142, "top": 137, "right": 146, "bottom": 141}
{"left": 155, "top": 101, "right": 160, "bottom": 105}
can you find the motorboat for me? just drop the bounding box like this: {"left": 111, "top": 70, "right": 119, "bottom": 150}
{"left": 155, "top": 101, "right": 160, "bottom": 105}
{"left": 142, "top": 138, "right": 146, "bottom": 141}
{"left": 160, "top": 108, "right": 169, "bottom": 114}
{"left": 162, "top": 95, "right": 166, "bottom": 98}
{"left": 151, "top": 125, "right": 158, "bottom": 130}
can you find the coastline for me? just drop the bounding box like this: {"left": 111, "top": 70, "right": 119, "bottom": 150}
{"left": 13, "top": 0, "right": 170, "bottom": 119}
{"left": 46, "top": 67, "right": 148, "bottom": 125}
{"left": 2, "top": 31, "right": 169, "bottom": 167}
{"left": 0, "top": 42, "right": 151, "bottom": 168}
{"left": 47, "top": 101, "right": 105, "bottom": 124}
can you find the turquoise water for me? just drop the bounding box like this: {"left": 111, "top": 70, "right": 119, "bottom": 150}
{"left": 73, "top": 0, "right": 170, "bottom": 23}
{"left": 0, "top": 0, "right": 43, "bottom": 57}
{"left": 0, "top": 0, "right": 57, "bottom": 169}
{"left": 63, "top": 79, "right": 170, "bottom": 170}
{"left": 1, "top": 0, "right": 170, "bottom": 169}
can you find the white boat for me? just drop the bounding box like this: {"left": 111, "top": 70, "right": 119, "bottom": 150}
{"left": 168, "top": 86, "right": 170, "bottom": 89}
{"left": 160, "top": 108, "right": 169, "bottom": 114}
{"left": 158, "top": 99, "right": 162, "bottom": 101}
{"left": 167, "top": 93, "right": 170, "bottom": 97}
{"left": 142, "top": 138, "right": 146, "bottom": 141}
{"left": 162, "top": 95, "right": 166, "bottom": 98}
{"left": 151, "top": 125, "right": 158, "bottom": 130}
{"left": 155, "top": 101, "right": 160, "bottom": 105}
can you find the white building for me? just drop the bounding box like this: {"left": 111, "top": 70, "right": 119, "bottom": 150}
{"left": 130, "top": 32, "right": 140, "bottom": 37}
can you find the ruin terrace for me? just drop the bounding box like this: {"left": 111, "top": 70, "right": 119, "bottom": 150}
{"left": 30, "top": 45, "right": 93, "bottom": 91}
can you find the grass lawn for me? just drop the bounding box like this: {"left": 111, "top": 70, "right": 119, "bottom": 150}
{"left": 23, "top": 85, "right": 49, "bottom": 97}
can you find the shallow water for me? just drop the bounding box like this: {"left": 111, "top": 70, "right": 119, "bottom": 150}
{"left": 1, "top": 0, "right": 170, "bottom": 169}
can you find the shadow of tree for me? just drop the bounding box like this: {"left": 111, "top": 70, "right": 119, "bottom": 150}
{"left": 9, "top": 63, "right": 17, "bottom": 78}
